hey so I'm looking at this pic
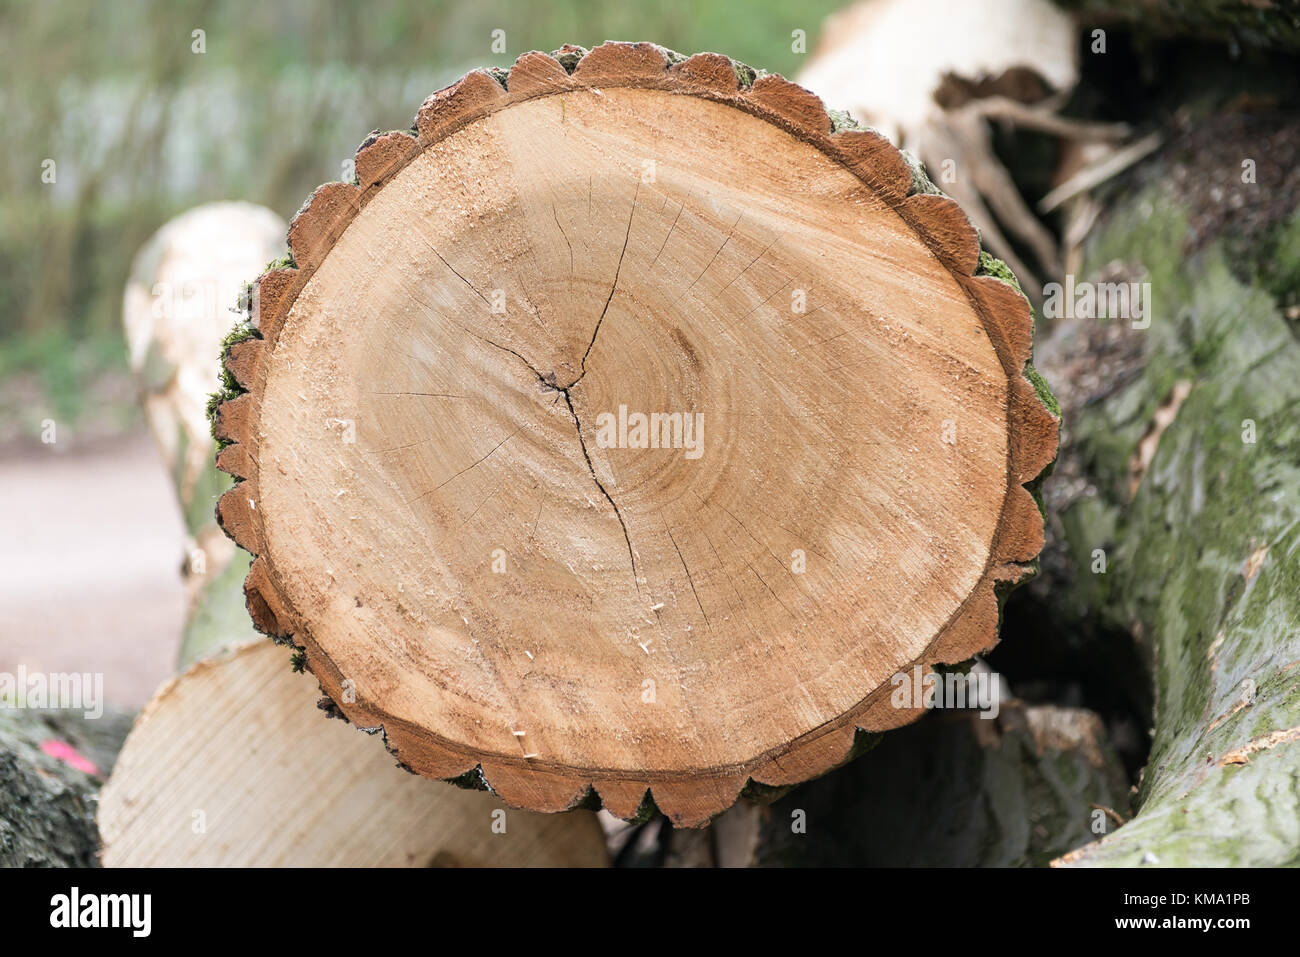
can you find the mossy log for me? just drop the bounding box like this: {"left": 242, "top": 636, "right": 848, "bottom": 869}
{"left": 209, "top": 42, "right": 1057, "bottom": 826}
{"left": 1053, "top": 0, "right": 1300, "bottom": 51}
{"left": 1039, "top": 107, "right": 1300, "bottom": 866}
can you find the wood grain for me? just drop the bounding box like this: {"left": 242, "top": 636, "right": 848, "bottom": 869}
{"left": 212, "top": 43, "right": 1057, "bottom": 826}
{"left": 98, "top": 640, "right": 608, "bottom": 867}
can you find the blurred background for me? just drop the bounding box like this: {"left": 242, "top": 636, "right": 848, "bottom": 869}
{"left": 0, "top": 0, "right": 846, "bottom": 707}
{"left": 4, "top": 0, "right": 1300, "bottom": 868}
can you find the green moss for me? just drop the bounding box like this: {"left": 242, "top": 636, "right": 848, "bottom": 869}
{"left": 827, "top": 108, "right": 859, "bottom": 134}
{"left": 650, "top": 43, "right": 687, "bottom": 67}
{"left": 733, "top": 59, "right": 758, "bottom": 89}
{"left": 551, "top": 45, "right": 588, "bottom": 73}
{"left": 206, "top": 320, "right": 260, "bottom": 449}
{"left": 206, "top": 384, "right": 239, "bottom": 449}
{"left": 447, "top": 766, "right": 490, "bottom": 792}
{"left": 972, "top": 251, "right": 1060, "bottom": 447}
{"left": 220, "top": 319, "right": 257, "bottom": 351}
{"left": 217, "top": 319, "right": 258, "bottom": 391}
{"left": 620, "top": 788, "right": 661, "bottom": 825}
{"left": 1024, "top": 363, "right": 1061, "bottom": 419}
{"left": 1058, "top": 181, "right": 1300, "bottom": 867}
{"left": 976, "top": 249, "right": 1021, "bottom": 292}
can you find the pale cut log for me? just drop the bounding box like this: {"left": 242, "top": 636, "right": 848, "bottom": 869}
{"left": 121, "top": 201, "right": 287, "bottom": 668}
{"left": 98, "top": 639, "right": 608, "bottom": 867}
{"left": 211, "top": 43, "right": 1058, "bottom": 826}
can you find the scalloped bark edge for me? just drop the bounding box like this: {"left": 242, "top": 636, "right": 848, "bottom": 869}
{"left": 209, "top": 42, "right": 1060, "bottom": 827}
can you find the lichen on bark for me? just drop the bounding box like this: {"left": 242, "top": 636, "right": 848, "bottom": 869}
{"left": 1049, "top": 178, "right": 1300, "bottom": 867}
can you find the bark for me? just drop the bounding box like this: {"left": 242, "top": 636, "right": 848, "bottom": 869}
{"left": 674, "top": 702, "right": 1131, "bottom": 867}
{"left": 1054, "top": 0, "right": 1300, "bottom": 51}
{"left": 0, "top": 709, "right": 131, "bottom": 867}
{"left": 1037, "top": 107, "right": 1300, "bottom": 866}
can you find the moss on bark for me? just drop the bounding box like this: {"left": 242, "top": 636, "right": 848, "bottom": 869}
{"left": 1045, "top": 145, "right": 1300, "bottom": 865}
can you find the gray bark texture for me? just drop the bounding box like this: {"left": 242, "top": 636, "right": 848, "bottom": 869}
{"left": 1037, "top": 105, "right": 1300, "bottom": 866}
{"left": 0, "top": 708, "right": 131, "bottom": 867}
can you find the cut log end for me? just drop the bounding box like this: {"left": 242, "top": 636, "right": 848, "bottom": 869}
{"left": 211, "top": 42, "right": 1057, "bottom": 825}
{"left": 97, "top": 641, "right": 609, "bottom": 866}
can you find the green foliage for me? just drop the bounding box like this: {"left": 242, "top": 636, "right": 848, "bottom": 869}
{"left": 0, "top": 0, "right": 843, "bottom": 434}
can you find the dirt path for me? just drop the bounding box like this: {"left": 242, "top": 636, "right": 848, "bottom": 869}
{"left": 0, "top": 430, "right": 187, "bottom": 709}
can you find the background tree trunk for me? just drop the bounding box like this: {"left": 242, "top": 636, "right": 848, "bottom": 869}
{"left": 1035, "top": 103, "right": 1300, "bottom": 866}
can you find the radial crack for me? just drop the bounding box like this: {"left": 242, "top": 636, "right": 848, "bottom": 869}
{"left": 562, "top": 390, "right": 638, "bottom": 585}
{"left": 567, "top": 180, "right": 639, "bottom": 389}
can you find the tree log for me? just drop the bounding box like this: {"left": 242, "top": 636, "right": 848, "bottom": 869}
{"left": 210, "top": 42, "right": 1058, "bottom": 826}
{"left": 103, "top": 205, "right": 610, "bottom": 867}
{"left": 98, "top": 640, "right": 608, "bottom": 867}
{"left": 121, "top": 201, "right": 286, "bottom": 668}
{"left": 1038, "top": 107, "right": 1300, "bottom": 866}
{"left": 0, "top": 708, "right": 131, "bottom": 868}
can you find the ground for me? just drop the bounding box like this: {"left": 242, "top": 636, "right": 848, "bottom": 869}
{"left": 0, "top": 430, "right": 185, "bottom": 709}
